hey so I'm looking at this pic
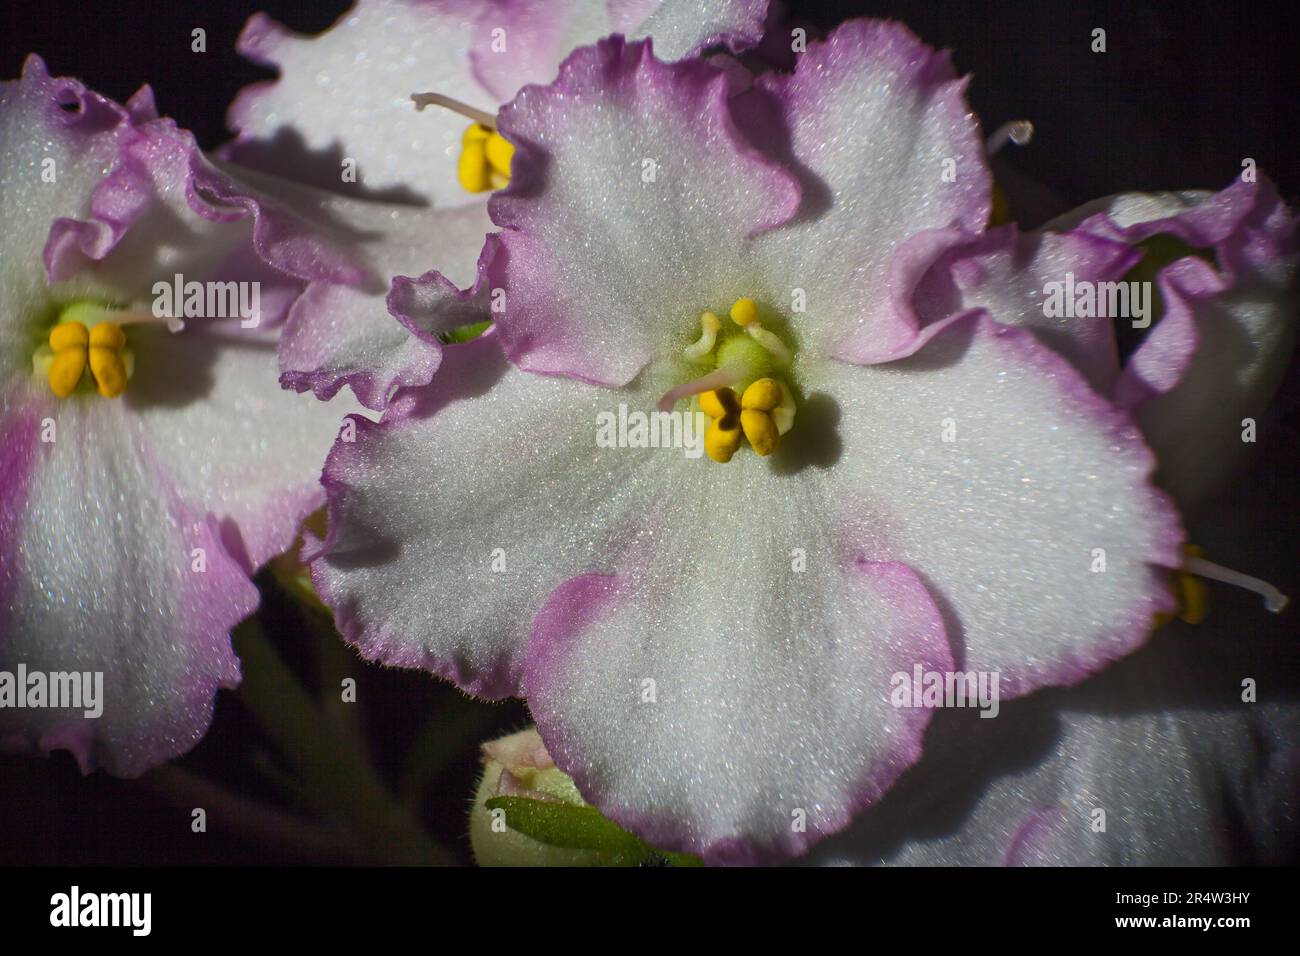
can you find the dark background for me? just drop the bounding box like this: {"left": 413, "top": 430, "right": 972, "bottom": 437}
{"left": 5, "top": 0, "right": 1297, "bottom": 205}
{"left": 1, "top": 1, "right": 1297, "bottom": 865}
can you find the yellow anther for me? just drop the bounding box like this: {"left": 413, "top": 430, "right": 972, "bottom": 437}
{"left": 47, "top": 321, "right": 91, "bottom": 396}
{"left": 740, "top": 409, "right": 779, "bottom": 456}
{"left": 672, "top": 299, "right": 798, "bottom": 462}
{"left": 485, "top": 131, "right": 514, "bottom": 178}
{"left": 88, "top": 346, "right": 128, "bottom": 398}
{"left": 695, "top": 380, "right": 792, "bottom": 460}
{"left": 730, "top": 297, "right": 759, "bottom": 327}
{"left": 459, "top": 123, "right": 512, "bottom": 194}
{"left": 741, "top": 378, "right": 782, "bottom": 412}
{"left": 704, "top": 418, "right": 743, "bottom": 463}
{"left": 88, "top": 322, "right": 126, "bottom": 349}
{"left": 1177, "top": 573, "right": 1209, "bottom": 624}
{"left": 458, "top": 138, "right": 492, "bottom": 193}
{"left": 1155, "top": 545, "right": 1209, "bottom": 628}
{"left": 48, "top": 347, "right": 87, "bottom": 398}
{"left": 698, "top": 386, "right": 738, "bottom": 420}
{"left": 989, "top": 183, "right": 1011, "bottom": 227}
{"left": 49, "top": 321, "right": 88, "bottom": 351}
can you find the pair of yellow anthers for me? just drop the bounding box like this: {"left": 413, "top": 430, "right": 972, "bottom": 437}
{"left": 458, "top": 123, "right": 514, "bottom": 193}
{"left": 41, "top": 320, "right": 130, "bottom": 398}
{"left": 408, "top": 92, "right": 512, "bottom": 195}
{"left": 691, "top": 298, "right": 796, "bottom": 463}
{"left": 700, "top": 376, "right": 791, "bottom": 463}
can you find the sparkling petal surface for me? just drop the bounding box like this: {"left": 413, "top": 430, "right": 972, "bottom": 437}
{"left": 227, "top": 165, "right": 494, "bottom": 409}
{"left": 226, "top": 0, "right": 485, "bottom": 206}
{"left": 0, "top": 56, "right": 135, "bottom": 384}
{"left": 127, "top": 320, "right": 352, "bottom": 572}
{"left": 806, "top": 618, "right": 1300, "bottom": 866}
{"left": 1, "top": 64, "right": 363, "bottom": 773}
{"left": 0, "top": 402, "right": 256, "bottom": 776}
{"left": 742, "top": 19, "right": 993, "bottom": 363}
{"left": 471, "top": 0, "right": 620, "bottom": 102}
{"left": 912, "top": 224, "right": 1140, "bottom": 393}
{"left": 630, "top": 0, "right": 768, "bottom": 62}
{"left": 226, "top": 0, "right": 770, "bottom": 207}
{"left": 815, "top": 314, "right": 1183, "bottom": 695}
{"left": 311, "top": 334, "right": 671, "bottom": 696}
{"left": 525, "top": 559, "right": 949, "bottom": 864}
{"left": 489, "top": 35, "right": 800, "bottom": 385}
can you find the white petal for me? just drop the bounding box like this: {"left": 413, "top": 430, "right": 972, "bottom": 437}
{"left": 525, "top": 556, "right": 949, "bottom": 864}
{"left": 227, "top": 1, "right": 484, "bottom": 206}
{"left": 230, "top": 165, "right": 494, "bottom": 408}
{"left": 310, "top": 335, "right": 672, "bottom": 695}
{"left": 0, "top": 402, "right": 256, "bottom": 776}
{"left": 745, "top": 20, "right": 993, "bottom": 363}
{"left": 0, "top": 57, "right": 134, "bottom": 385}
{"left": 815, "top": 314, "right": 1182, "bottom": 696}
{"left": 128, "top": 322, "right": 357, "bottom": 571}
{"left": 631, "top": 0, "right": 768, "bottom": 61}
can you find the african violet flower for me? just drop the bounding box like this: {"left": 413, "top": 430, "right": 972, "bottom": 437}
{"left": 0, "top": 58, "right": 359, "bottom": 775}
{"left": 305, "top": 21, "right": 1261, "bottom": 863}
{"left": 221, "top": 0, "right": 772, "bottom": 410}
{"left": 1047, "top": 180, "right": 1298, "bottom": 509}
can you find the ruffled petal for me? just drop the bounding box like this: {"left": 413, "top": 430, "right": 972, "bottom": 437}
{"left": 226, "top": 0, "right": 486, "bottom": 206}
{"left": 471, "top": 0, "right": 618, "bottom": 102}
{"left": 806, "top": 620, "right": 1300, "bottom": 866}
{"left": 0, "top": 56, "right": 135, "bottom": 384}
{"left": 742, "top": 19, "right": 993, "bottom": 363}
{"left": 47, "top": 119, "right": 363, "bottom": 305}
{"left": 1052, "top": 180, "right": 1256, "bottom": 266}
{"left": 912, "top": 225, "right": 1140, "bottom": 393}
{"left": 806, "top": 392, "right": 1300, "bottom": 867}
{"left": 226, "top": 0, "right": 770, "bottom": 207}
{"left": 312, "top": 295, "right": 1181, "bottom": 860}
{"left": 473, "top": 0, "right": 764, "bottom": 104}
{"left": 1110, "top": 256, "right": 1214, "bottom": 408}
{"left": 524, "top": 558, "right": 950, "bottom": 864}
{"left": 473, "top": 0, "right": 769, "bottom": 102}
{"left": 1, "top": 68, "right": 361, "bottom": 775}
{"left": 30, "top": 125, "right": 365, "bottom": 572}
{"left": 233, "top": 167, "right": 494, "bottom": 409}
{"left": 629, "top": 0, "right": 769, "bottom": 61}
{"left": 280, "top": 282, "right": 437, "bottom": 410}
{"left": 0, "top": 401, "right": 256, "bottom": 777}
{"left": 814, "top": 314, "right": 1183, "bottom": 696}
{"left": 489, "top": 36, "right": 800, "bottom": 385}
{"left": 310, "top": 327, "right": 960, "bottom": 860}
{"left": 38, "top": 94, "right": 436, "bottom": 418}
{"left": 1053, "top": 179, "right": 1298, "bottom": 508}
{"left": 310, "top": 334, "right": 672, "bottom": 696}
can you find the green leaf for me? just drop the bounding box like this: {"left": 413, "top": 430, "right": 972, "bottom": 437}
{"left": 484, "top": 795, "right": 702, "bottom": 866}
